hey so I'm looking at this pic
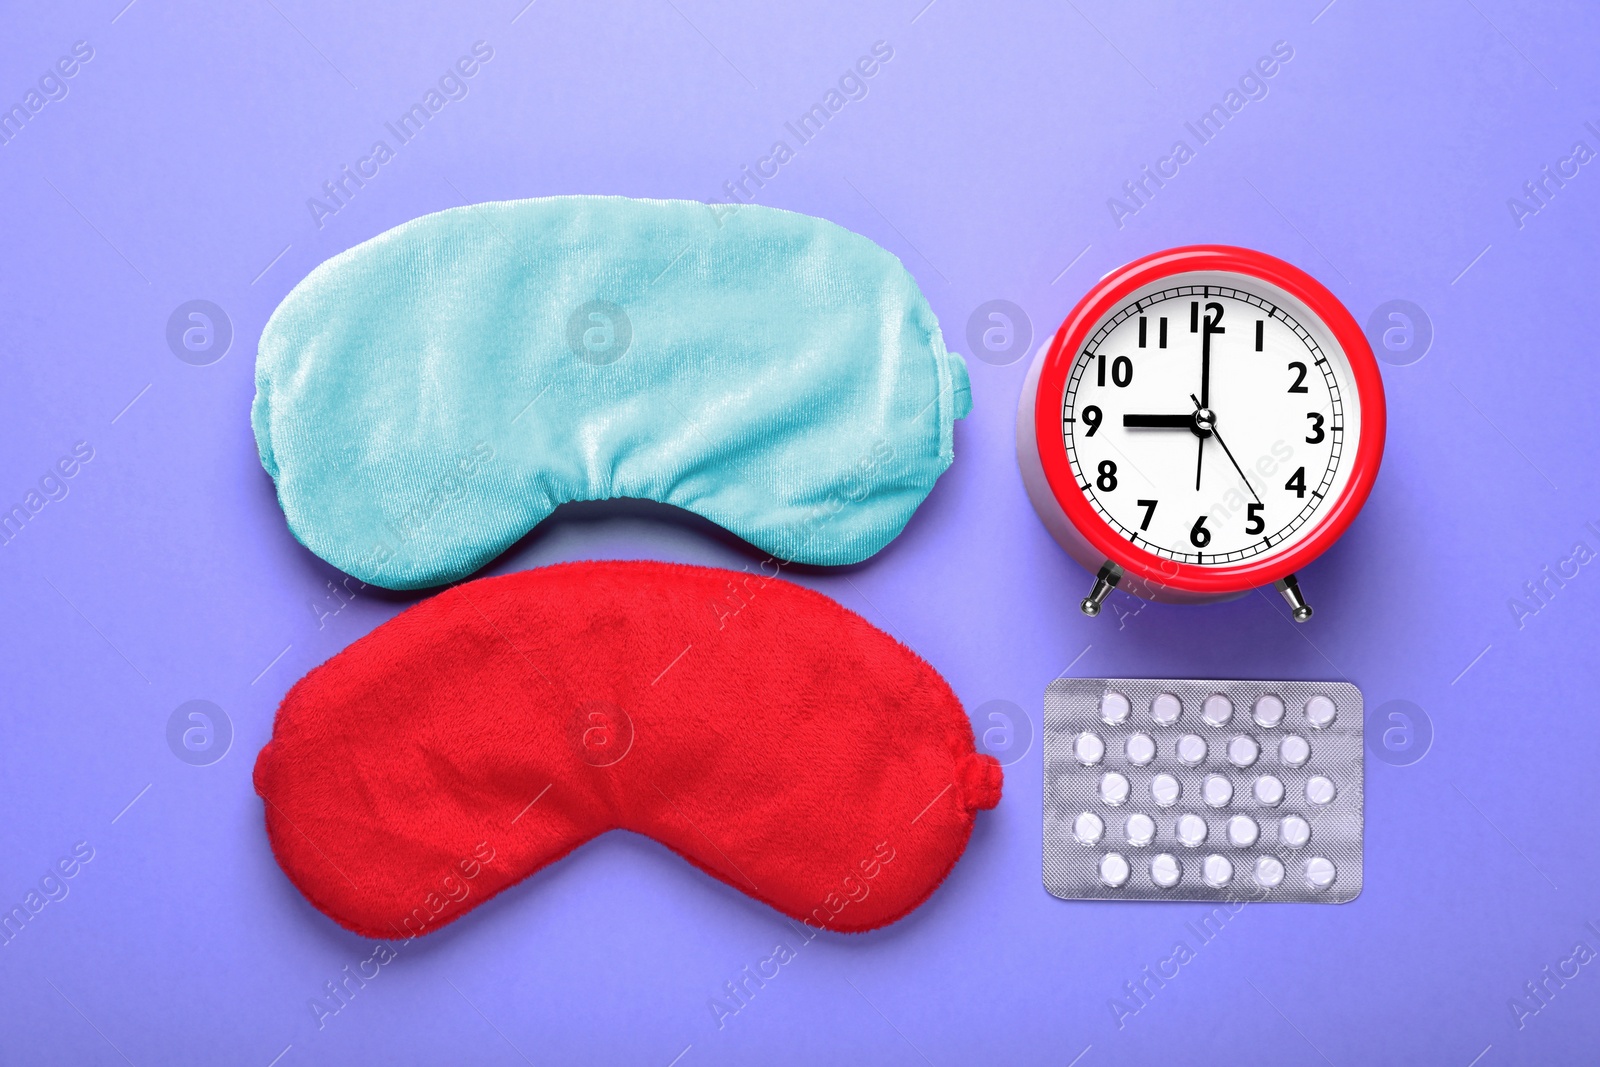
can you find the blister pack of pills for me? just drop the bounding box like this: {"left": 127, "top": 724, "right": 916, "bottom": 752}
{"left": 1043, "top": 679, "right": 1363, "bottom": 903}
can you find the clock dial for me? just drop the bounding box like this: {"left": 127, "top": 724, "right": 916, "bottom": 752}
{"left": 1062, "top": 272, "right": 1361, "bottom": 566}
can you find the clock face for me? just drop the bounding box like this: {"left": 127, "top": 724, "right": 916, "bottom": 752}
{"left": 1062, "top": 271, "right": 1362, "bottom": 567}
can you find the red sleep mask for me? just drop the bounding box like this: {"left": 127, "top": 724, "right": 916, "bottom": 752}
{"left": 253, "top": 560, "right": 1002, "bottom": 937}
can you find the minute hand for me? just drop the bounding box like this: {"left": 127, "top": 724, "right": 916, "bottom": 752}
{"left": 1199, "top": 301, "right": 1223, "bottom": 409}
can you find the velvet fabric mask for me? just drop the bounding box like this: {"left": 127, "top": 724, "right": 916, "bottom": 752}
{"left": 253, "top": 196, "right": 970, "bottom": 589}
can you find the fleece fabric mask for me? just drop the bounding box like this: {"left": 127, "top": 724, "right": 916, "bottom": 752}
{"left": 252, "top": 196, "right": 971, "bottom": 590}
{"left": 253, "top": 561, "right": 1003, "bottom": 937}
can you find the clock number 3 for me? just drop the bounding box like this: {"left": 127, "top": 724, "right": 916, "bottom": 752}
{"left": 1305, "top": 412, "right": 1325, "bottom": 444}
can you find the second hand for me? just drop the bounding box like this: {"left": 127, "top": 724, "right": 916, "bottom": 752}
{"left": 1190, "top": 393, "right": 1260, "bottom": 505}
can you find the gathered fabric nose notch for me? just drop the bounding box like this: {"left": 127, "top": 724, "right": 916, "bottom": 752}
{"left": 254, "top": 561, "right": 1000, "bottom": 939}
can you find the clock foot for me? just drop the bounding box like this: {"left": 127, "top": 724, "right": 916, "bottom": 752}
{"left": 1274, "top": 574, "right": 1313, "bottom": 623}
{"left": 1081, "top": 562, "right": 1123, "bottom": 617}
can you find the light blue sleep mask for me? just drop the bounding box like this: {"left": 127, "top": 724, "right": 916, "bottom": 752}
{"left": 252, "top": 195, "right": 970, "bottom": 589}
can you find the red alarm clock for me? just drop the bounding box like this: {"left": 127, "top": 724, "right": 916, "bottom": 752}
{"left": 1017, "top": 246, "right": 1386, "bottom": 621}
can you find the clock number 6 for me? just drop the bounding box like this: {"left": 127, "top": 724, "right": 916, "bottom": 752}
{"left": 1305, "top": 412, "right": 1325, "bottom": 444}
{"left": 1189, "top": 514, "right": 1211, "bottom": 548}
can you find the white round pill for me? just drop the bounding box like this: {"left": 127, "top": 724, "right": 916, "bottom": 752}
{"left": 1305, "top": 694, "right": 1337, "bottom": 729}
{"left": 1150, "top": 853, "right": 1182, "bottom": 888}
{"left": 1280, "top": 815, "right": 1311, "bottom": 849}
{"left": 1253, "top": 774, "right": 1285, "bottom": 807}
{"left": 1125, "top": 732, "right": 1156, "bottom": 766}
{"left": 1100, "top": 852, "right": 1131, "bottom": 888}
{"left": 1280, "top": 734, "right": 1311, "bottom": 767}
{"left": 1202, "top": 774, "right": 1233, "bottom": 808}
{"left": 1202, "top": 694, "right": 1233, "bottom": 727}
{"left": 1203, "top": 853, "right": 1234, "bottom": 888}
{"left": 1100, "top": 691, "right": 1131, "bottom": 725}
{"left": 1305, "top": 775, "right": 1337, "bottom": 806}
{"left": 1176, "top": 813, "right": 1208, "bottom": 847}
{"left": 1254, "top": 855, "right": 1285, "bottom": 888}
{"left": 1073, "top": 811, "right": 1105, "bottom": 846}
{"left": 1126, "top": 813, "right": 1155, "bottom": 847}
{"left": 1075, "top": 731, "right": 1106, "bottom": 766}
{"left": 1227, "top": 814, "right": 1259, "bottom": 848}
{"left": 1253, "top": 694, "right": 1285, "bottom": 728}
{"left": 1151, "top": 693, "right": 1182, "bottom": 726}
{"left": 1305, "top": 856, "right": 1337, "bottom": 890}
{"left": 1176, "top": 734, "right": 1207, "bottom": 766}
{"left": 1227, "top": 734, "right": 1260, "bottom": 768}
{"left": 1100, "top": 771, "right": 1131, "bottom": 806}
{"left": 1151, "top": 773, "right": 1181, "bottom": 807}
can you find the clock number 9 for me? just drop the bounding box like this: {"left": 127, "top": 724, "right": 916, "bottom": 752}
{"left": 1081, "top": 405, "right": 1102, "bottom": 436}
{"left": 1095, "top": 355, "right": 1133, "bottom": 388}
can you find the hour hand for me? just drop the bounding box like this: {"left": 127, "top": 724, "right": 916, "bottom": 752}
{"left": 1122, "top": 413, "right": 1193, "bottom": 428}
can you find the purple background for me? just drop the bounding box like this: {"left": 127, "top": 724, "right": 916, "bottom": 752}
{"left": 2, "top": 0, "right": 1597, "bottom": 1063}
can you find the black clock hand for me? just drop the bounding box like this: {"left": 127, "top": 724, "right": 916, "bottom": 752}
{"left": 1123, "top": 414, "right": 1194, "bottom": 428}
{"left": 1211, "top": 428, "right": 1261, "bottom": 505}
{"left": 1190, "top": 311, "right": 1219, "bottom": 490}
{"left": 1198, "top": 301, "right": 1225, "bottom": 409}
{"left": 1188, "top": 393, "right": 1260, "bottom": 505}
